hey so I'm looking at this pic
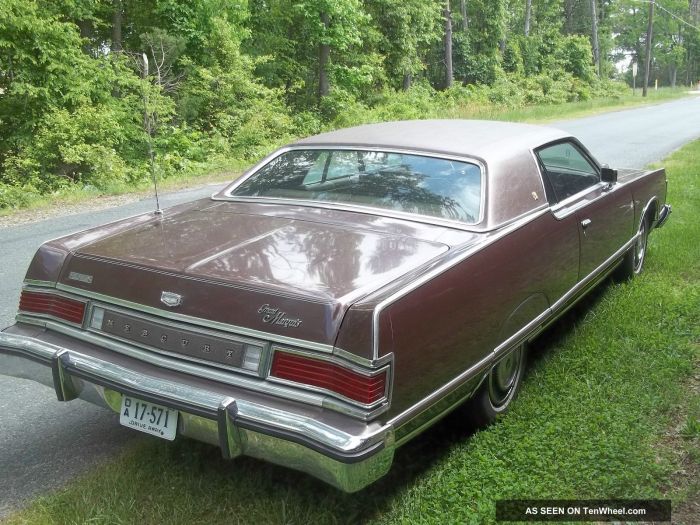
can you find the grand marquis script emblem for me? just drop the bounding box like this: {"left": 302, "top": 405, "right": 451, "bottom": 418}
{"left": 258, "top": 304, "right": 303, "bottom": 328}
{"left": 160, "top": 291, "right": 183, "bottom": 308}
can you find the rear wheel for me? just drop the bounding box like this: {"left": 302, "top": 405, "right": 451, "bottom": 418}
{"left": 615, "top": 214, "right": 650, "bottom": 281}
{"left": 466, "top": 344, "right": 526, "bottom": 428}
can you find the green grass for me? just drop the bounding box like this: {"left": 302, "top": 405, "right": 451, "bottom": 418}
{"left": 0, "top": 87, "right": 690, "bottom": 219}
{"left": 446, "top": 86, "right": 690, "bottom": 123}
{"left": 4, "top": 139, "right": 699, "bottom": 525}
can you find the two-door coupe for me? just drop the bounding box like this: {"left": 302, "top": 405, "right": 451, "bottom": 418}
{"left": 0, "top": 120, "right": 670, "bottom": 491}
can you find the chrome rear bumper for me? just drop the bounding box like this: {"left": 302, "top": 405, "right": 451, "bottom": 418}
{"left": 656, "top": 204, "right": 671, "bottom": 228}
{"left": 0, "top": 330, "right": 394, "bottom": 492}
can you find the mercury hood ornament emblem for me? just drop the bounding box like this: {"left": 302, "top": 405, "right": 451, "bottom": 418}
{"left": 160, "top": 291, "right": 183, "bottom": 308}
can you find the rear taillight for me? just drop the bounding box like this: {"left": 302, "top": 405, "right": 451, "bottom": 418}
{"left": 270, "top": 351, "right": 387, "bottom": 405}
{"left": 19, "top": 290, "right": 86, "bottom": 325}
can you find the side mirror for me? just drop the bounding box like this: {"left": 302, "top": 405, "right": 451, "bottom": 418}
{"left": 601, "top": 167, "right": 618, "bottom": 184}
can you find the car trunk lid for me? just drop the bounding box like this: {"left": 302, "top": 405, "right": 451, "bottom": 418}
{"left": 58, "top": 202, "right": 450, "bottom": 345}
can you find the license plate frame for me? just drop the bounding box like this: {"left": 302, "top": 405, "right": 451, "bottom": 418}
{"left": 119, "top": 395, "right": 178, "bottom": 441}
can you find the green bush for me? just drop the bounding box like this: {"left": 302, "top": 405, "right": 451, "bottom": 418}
{"left": 2, "top": 105, "right": 137, "bottom": 190}
{"left": 0, "top": 181, "right": 42, "bottom": 209}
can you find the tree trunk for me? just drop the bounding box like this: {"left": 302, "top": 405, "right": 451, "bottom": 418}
{"left": 460, "top": 0, "right": 468, "bottom": 31}
{"left": 77, "top": 19, "right": 92, "bottom": 54}
{"left": 318, "top": 13, "right": 330, "bottom": 100}
{"left": 643, "top": 0, "right": 654, "bottom": 97}
{"left": 590, "top": 0, "right": 600, "bottom": 76}
{"left": 524, "top": 0, "right": 532, "bottom": 36}
{"left": 112, "top": 0, "right": 123, "bottom": 53}
{"left": 402, "top": 73, "right": 412, "bottom": 91}
{"left": 670, "top": 66, "right": 677, "bottom": 88}
{"left": 444, "top": 1, "right": 453, "bottom": 90}
{"left": 564, "top": 0, "right": 575, "bottom": 34}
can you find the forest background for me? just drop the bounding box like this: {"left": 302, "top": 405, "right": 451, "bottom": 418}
{"left": 1, "top": 0, "right": 699, "bottom": 209}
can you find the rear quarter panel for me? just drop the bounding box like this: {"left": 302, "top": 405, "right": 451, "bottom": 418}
{"left": 379, "top": 210, "right": 580, "bottom": 417}
{"left": 619, "top": 168, "right": 668, "bottom": 227}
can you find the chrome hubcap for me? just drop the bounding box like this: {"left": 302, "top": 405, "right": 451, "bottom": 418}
{"left": 488, "top": 346, "right": 523, "bottom": 408}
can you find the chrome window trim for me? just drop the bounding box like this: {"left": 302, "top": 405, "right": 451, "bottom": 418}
{"left": 370, "top": 206, "right": 550, "bottom": 359}
{"left": 529, "top": 138, "right": 607, "bottom": 214}
{"left": 266, "top": 345, "right": 391, "bottom": 412}
{"left": 389, "top": 231, "right": 639, "bottom": 429}
{"left": 212, "top": 145, "right": 488, "bottom": 231}
{"left": 548, "top": 181, "right": 631, "bottom": 221}
{"left": 51, "top": 283, "right": 336, "bottom": 354}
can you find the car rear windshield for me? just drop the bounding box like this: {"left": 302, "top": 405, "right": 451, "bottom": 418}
{"left": 230, "top": 149, "right": 482, "bottom": 224}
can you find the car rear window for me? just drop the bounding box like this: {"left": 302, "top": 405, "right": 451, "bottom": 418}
{"left": 229, "top": 149, "right": 482, "bottom": 224}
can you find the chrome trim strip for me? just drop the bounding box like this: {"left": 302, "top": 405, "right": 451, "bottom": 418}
{"left": 23, "top": 279, "right": 56, "bottom": 288}
{"left": 491, "top": 309, "right": 552, "bottom": 359}
{"left": 388, "top": 350, "right": 493, "bottom": 428}
{"left": 371, "top": 207, "right": 550, "bottom": 359}
{"left": 393, "top": 374, "right": 485, "bottom": 447}
{"left": 212, "top": 145, "right": 488, "bottom": 231}
{"left": 50, "top": 283, "right": 336, "bottom": 354}
{"left": 550, "top": 234, "right": 637, "bottom": 313}
{"left": 332, "top": 346, "right": 393, "bottom": 368}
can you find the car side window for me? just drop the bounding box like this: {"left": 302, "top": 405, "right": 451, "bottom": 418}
{"left": 537, "top": 141, "right": 600, "bottom": 203}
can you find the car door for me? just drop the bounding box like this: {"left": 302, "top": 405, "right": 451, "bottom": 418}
{"left": 537, "top": 139, "right": 634, "bottom": 281}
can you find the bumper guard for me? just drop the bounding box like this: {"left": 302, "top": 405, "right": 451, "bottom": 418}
{"left": 0, "top": 331, "right": 394, "bottom": 492}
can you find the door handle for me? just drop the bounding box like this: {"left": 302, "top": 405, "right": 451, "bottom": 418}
{"left": 581, "top": 218, "right": 592, "bottom": 229}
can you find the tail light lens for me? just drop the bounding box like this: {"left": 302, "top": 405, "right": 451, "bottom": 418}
{"left": 19, "top": 290, "right": 86, "bottom": 325}
{"left": 270, "top": 351, "right": 387, "bottom": 405}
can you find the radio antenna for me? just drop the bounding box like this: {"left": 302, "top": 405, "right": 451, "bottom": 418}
{"left": 141, "top": 52, "right": 162, "bottom": 215}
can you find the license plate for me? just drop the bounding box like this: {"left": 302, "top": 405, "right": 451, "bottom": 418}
{"left": 119, "top": 395, "right": 178, "bottom": 441}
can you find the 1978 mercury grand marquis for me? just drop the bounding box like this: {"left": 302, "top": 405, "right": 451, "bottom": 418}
{"left": 0, "top": 120, "right": 671, "bottom": 491}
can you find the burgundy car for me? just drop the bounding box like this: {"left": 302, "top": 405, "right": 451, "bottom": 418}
{"left": 0, "top": 120, "right": 671, "bottom": 491}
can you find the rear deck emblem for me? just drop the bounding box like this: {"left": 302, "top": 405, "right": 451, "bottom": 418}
{"left": 258, "top": 304, "right": 303, "bottom": 328}
{"left": 160, "top": 291, "right": 182, "bottom": 308}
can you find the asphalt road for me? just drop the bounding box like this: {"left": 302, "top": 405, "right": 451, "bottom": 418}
{"left": 1, "top": 96, "right": 700, "bottom": 517}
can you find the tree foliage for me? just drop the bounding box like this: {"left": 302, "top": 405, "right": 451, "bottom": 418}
{"left": 0, "top": 0, "right": 698, "bottom": 207}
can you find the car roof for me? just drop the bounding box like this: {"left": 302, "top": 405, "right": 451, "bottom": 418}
{"left": 292, "top": 119, "right": 571, "bottom": 162}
